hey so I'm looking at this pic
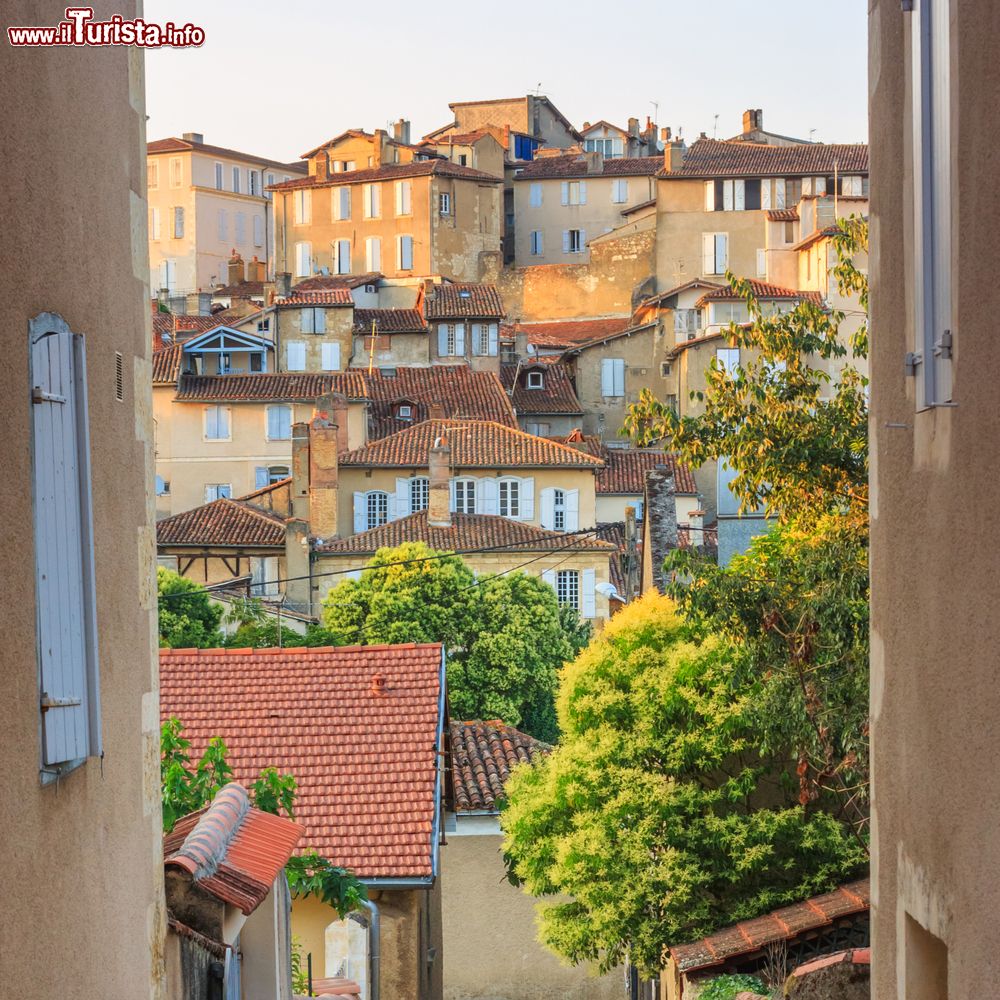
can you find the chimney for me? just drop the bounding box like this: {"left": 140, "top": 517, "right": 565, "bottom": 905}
{"left": 742, "top": 109, "right": 763, "bottom": 135}
{"left": 228, "top": 250, "right": 245, "bottom": 287}
{"left": 699, "top": 131, "right": 708, "bottom": 140}
{"left": 428, "top": 403, "right": 445, "bottom": 420}
{"left": 283, "top": 517, "right": 312, "bottom": 615}
{"left": 582, "top": 121, "right": 591, "bottom": 130}
{"left": 373, "top": 129, "right": 387, "bottom": 167}
{"left": 628, "top": 116, "right": 640, "bottom": 137}
{"left": 325, "top": 391, "right": 350, "bottom": 452}
{"left": 276, "top": 272, "right": 292, "bottom": 298}
{"left": 291, "top": 421, "right": 311, "bottom": 519}
{"left": 186, "top": 291, "right": 212, "bottom": 316}
{"left": 182, "top": 131, "right": 204, "bottom": 144}
{"left": 246, "top": 256, "right": 266, "bottom": 283}
{"left": 661, "top": 126, "right": 672, "bottom": 142}
{"left": 168, "top": 294, "right": 187, "bottom": 316}
{"left": 392, "top": 118, "right": 411, "bottom": 145}
{"left": 428, "top": 435, "right": 451, "bottom": 528}
{"left": 314, "top": 156, "right": 328, "bottom": 182}
{"left": 668, "top": 139, "right": 687, "bottom": 171}
{"left": 308, "top": 407, "right": 339, "bottom": 541}
{"left": 371, "top": 674, "right": 387, "bottom": 696}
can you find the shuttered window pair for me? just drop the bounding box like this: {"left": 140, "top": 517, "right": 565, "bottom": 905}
{"left": 540, "top": 487, "right": 579, "bottom": 531}
{"left": 266, "top": 404, "right": 291, "bottom": 441}
{"left": 542, "top": 568, "right": 597, "bottom": 618}
{"left": 600, "top": 358, "right": 625, "bottom": 397}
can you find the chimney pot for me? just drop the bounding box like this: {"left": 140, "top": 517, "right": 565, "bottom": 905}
{"left": 371, "top": 674, "right": 387, "bottom": 696}
{"left": 227, "top": 251, "right": 245, "bottom": 288}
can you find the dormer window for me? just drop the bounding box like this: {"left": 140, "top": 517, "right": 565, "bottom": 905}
{"left": 398, "top": 404, "right": 413, "bottom": 420}
{"left": 459, "top": 289, "right": 471, "bottom": 299}
{"left": 526, "top": 370, "right": 544, "bottom": 389}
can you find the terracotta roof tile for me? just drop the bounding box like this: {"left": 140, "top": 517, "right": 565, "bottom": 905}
{"left": 340, "top": 420, "right": 604, "bottom": 469}
{"left": 662, "top": 138, "right": 869, "bottom": 179}
{"left": 214, "top": 279, "right": 265, "bottom": 298}
{"left": 595, "top": 448, "right": 697, "bottom": 495}
{"left": 514, "top": 154, "right": 662, "bottom": 180}
{"left": 159, "top": 643, "right": 445, "bottom": 878}
{"left": 147, "top": 136, "right": 307, "bottom": 173}
{"left": 268, "top": 160, "right": 502, "bottom": 191}
{"left": 696, "top": 279, "right": 824, "bottom": 307}
{"left": 767, "top": 208, "right": 800, "bottom": 222}
{"left": 500, "top": 362, "right": 582, "bottom": 415}
{"left": 354, "top": 309, "right": 427, "bottom": 334}
{"left": 677, "top": 521, "right": 719, "bottom": 553}
{"left": 450, "top": 721, "right": 550, "bottom": 812}
{"left": 317, "top": 511, "right": 615, "bottom": 555}
{"left": 294, "top": 273, "right": 383, "bottom": 291}
{"left": 279, "top": 289, "right": 354, "bottom": 307}
{"left": 174, "top": 372, "right": 367, "bottom": 402}
{"left": 164, "top": 783, "right": 304, "bottom": 915}
{"left": 153, "top": 342, "right": 183, "bottom": 384}
{"left": 424, "top": 283, "right": 505, "bottom": 320}
{"left": 516, "top": 317, "right": 633, "bottom": 350}
{"left": 157, "top": 497, "right": 286, "bottom": 548}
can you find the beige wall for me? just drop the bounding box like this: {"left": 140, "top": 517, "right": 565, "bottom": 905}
{"left": 276, "top": 304, "right": 354, "bottom": 371}
{"left": 0, "top": 6, "right": 164, "bottom": 996}
{"left": 441, "top": 833, "right": 622, "bottom": 1000}
{"left": 596, "top": 493, "right": 700, "bottom": 526}
{"left": 355, "top": 331, "right": 432, "bottom": 368}
{"left": 868, "top": 0, "right": 1000, "bottom": 995}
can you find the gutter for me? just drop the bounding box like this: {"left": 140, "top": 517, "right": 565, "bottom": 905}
{"left": 430, "top": 646, "right": 446, "bottom": 881}
{"left": 360, "top": 898, "right": 380, "bottom": 1000}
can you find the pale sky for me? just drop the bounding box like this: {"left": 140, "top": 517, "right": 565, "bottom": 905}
{"left": 145, "top": 0, "right": 868, "bottom": 164}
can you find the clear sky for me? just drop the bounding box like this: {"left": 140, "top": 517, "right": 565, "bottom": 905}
{"left": 145, "top": 0, "right": 868, "bottom": 163}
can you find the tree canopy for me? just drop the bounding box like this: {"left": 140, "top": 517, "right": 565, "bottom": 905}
{"left": 157, "top": 566, "right": 223, "bottom": 648}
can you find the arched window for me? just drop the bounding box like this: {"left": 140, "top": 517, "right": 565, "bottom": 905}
{"left": 410, "top": 477, "right": 429, "bottom": 513}
{"left": 366, "top": 491, "right": 389, "bottom": 529}
{"left": 454, "top": 478, "right": 476, "bottom": 514}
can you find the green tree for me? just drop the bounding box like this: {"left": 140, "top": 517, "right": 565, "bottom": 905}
{"left": 501, "top": 593, "right": 866, "bottom": 975}
{"left": 157, "top": 567, "right": 223, "bottom": 648}
{"left": 221, "top": 596, "right": 308, "bottom": 648}
{"left": 321, "top": 542, "right": 585, "bottom": 742}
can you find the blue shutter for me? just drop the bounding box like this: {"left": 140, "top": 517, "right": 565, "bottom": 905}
{"left": 488, "top": 324, "right": 498, "bottom": 356}
{"left": 30, "top": 313, "right": 100, "bottom": 768}
{"left": 455, "top": 323, "right": 466, "bottom": 355}
{"left": 438, "top": 325, "right": 449, "bottom": 357}
{"left": 255, "top": 467, "right": 269, "bottom": 489}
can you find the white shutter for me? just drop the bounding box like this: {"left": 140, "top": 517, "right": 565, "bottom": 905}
{"left": 775, "top": 178, "right": 786, "bottom": 209}
{"left": 560, "top": 182, "right": 569, "bottom": 206}
{"left": 336, "top": 239, "right": 351, "bottom": 274}
{"left": 520, "top": 477, "right": 534, "bottom": 520}
{"left": 488, "top": 323, "right": 498, "bottom": 356}
{"left": 253, "top": 215, "right": 264, "bottom": 247}
{"left": 366, "top": 237, "right": 381, "bottom": 272}
{"left": 704, "top": 180, "right": 715, "bottom": 211}
{"left": 761, "top": 180, "right": 771, "bottom": 210}
{"left": 562, "top": 230, "right": 570, "bottom": 253}
{"left": 150, "top": 206, "right": 161, "bottom": 240}
{"left": 255, "top": 466, "right": 269, "bottom": 489}
{"left": 734, "top": 179, "right": 745, "bottom": 211}
{"left": 455, "top": 323, "right": 466, "bottom": 355}
{"left": 542, "top": 569, "right": 557, "bottom": 591}
{"left": 386, "top": 493, "right": 397, "bottom": 521}
{"left": 579, "top": 230, "right": 586, "bottom": 251}
{"left": 321, "top": 342, "right": 341, "bottom": 371}
{"left": 478, "top": 477, "right": 498, "bottom": 515}
{"left": 601, "top": 358, "right": 614, "bottom": 396}
{"left": 579, "top": 181, "right": 587, "bottom": 205}
{"left": 301, "top": 308, "right": 314, "bottom": 334}
{"left": 702, "top": 233, "right": 715, "bottom": 274}
{"left": 30, "top": 314, "right": 100, "bottom": 767}
{"left": 438, "top": 325, "right": 449, "bottom": 357}
{"left": 449, "top": 478, "right": 456, "bottom": 512}
{"left": 353, "top": 492, "right": 366, "bottom": 533}
{"left": 220, "top": 406, "right": 231, "bottom": 438}
{"left": 267, "top": 406, "right": 281, "bottom": 439}
{"left": 723, "top": 180, "right": 734, "bottom": 212}
{"left": 715, "top": 234, "right": 728, "bottom": 274}
{"left": 315, "top": 309, "right": 326, "bottom": 334}
{"left": 204, "top": 405, "right": 218, "bottom": 439}
{"left": 173, "top": 206, "right": 184, "bottom": 237}
{"left": 286, "top": 342, "right": 306, "bottom": 371}
{"left": 396, "top": 478, "right": 411, "bottom": 517}
{"left": 615, "top": 358, "right": 625, "bottom": 396}
{"left": 756, "top": 248, "right": 767, "bottom": 278}
{"left": 540, "top": 488, "right": 555, "bottom": 530}
{"left": 581, "top": 568, "right": 597, "bottom": 618}
{"left": 235, "top": 212, "right": 246, "bottom": 244}
{"left": 565, "top": 489, "right": 579, "bottom": 531}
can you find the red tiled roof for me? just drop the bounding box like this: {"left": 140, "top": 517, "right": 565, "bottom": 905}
{"left": 164, "top": 783, "right": 303, "bottom": 915}
{"left": 661, "top": 139, "right": 869, "bottom": 179}
{"left": 238, "top": 477, "right": 293, "bottom": 516}
{"left": 450, "top": 721, "right": 550, "bottom": 812}
{"left": 268, "top": 159, "right": 502, "bottom": 191}
{"left": 514, "top": 154, "right": 662, "bottom": 180}
{"left": 214, "top": 280, "right": 265, "bottom": 298}
{"left": 174, "top": 372, "right": 368, "bottom": 402}
{"left": 156, "top": 498, "right": 286, "bottom": 548}
{"left": 354, "top": 308, "right": 427, "bottom": 334}
{"left": 159, "top": 644, "right": 445, "bottom": 879}
{"left": 677, "top": 521, "right": 719, "bottom": 552}
{"left": 339, "top": 420, "right": 604, "bottom": 469}
{"left": 294, "top": 272, "right": 382, "bottom": 291}
{"left": 500, "top": 363, "right": 582, "bottom": 415}
{"left": 316, "top": 512, "right": 615, "bottom": 555}
{"left": 595, "top": 521, "right": 628, "bottom": 597}
{"left": 669, "top": 878, "right": 870, "bottom": 973}
{"left": 791, "top": 225, "right": 842, "bottom": 252}
{"left": 595, "top": 448, "right": 697, "bottom": 495}
{"left": 515, "top": 317, "right": 632, "bottom": 350}
{"left": 767, "top": 208, "right": 800, "bottom": 222}
{"left": 279, "top": 289, "right": 354, "bottom": 307}
{"left": 424, "top": 283, "right": 505, "bottom": 320}
{"left": 153, "top": 343, "right": 183, "bottom": 384}
{"left": 639, "top": 280, "right": 725, "bottom": 309}
{"left": 147, "top": 136, "right": 307, "bottom": 173}
{"left": 696, "top": 279, "right": 824, "bottom": 307}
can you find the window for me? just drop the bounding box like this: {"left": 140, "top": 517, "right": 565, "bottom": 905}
{"left": 784, "top": 220, "right": 796, "bottom": 244}
{"left": 841, "top": 174, "right": 864, "bottom": 197}
{"left": 363, "top": 183, "right": 381, "bottom": 219}
{"left": 155, "top": 475, "right": 170, "bottom": 496}
{"left": 561, "top": 180, "right": 587, "bottom": 206}
{"left": 910, "top": 0, "right": 953, "bottom": 407}
{"left": 231, "top": 166, "right": 240, "bottom": 193}
{"left": 564, "top": 229, "right": 585, "bottom": 253}
{"left": 398, "top": 405, "right": 413, "bottom": 419}
{"left": 150, "top": 206, "right": 160, "bottom": 240}
{"left": 454, "top": 478, "right": 476, "bottom": 514}
{"left": 756, "top": 248, "right": 767, "bottom": 278}
{"left": 29, "top": 313, "right": 101, "bottom": 771}
{"left": 365, "top": 236, "right": 381, "bottom": 272}
{"left": 553, "top": 489, "right": 566, "bottom": 531}
{"left": 286, "top": 341, "right": 306, "bottom": 371}
{"left": 266, "top": 173, "right": 275, "bottom": 199}
{"left": 439, "top": 192, "right": 451, "bottom": 215}
{"left": 529, "top": 183, "right": 543, "bottom": 207}
{"left": 527, "top": 370, "right": 544, "bottom": 389}
{"left": 555, "top": 569, "right": 579, "bottom": 609}
{"left": 148, "top": 160, "right": 159, "bottom": 189}
{"left": 293, "top": 189, "right": 311, "bottom": 224}
{"left": 249, "top": 353, "right": 264, "bottom": 372}
{"left": 366, "top": 491, "right": 389, "bottom": 529}
{"left": 249, "top": 556, "right": 279, "bottom": 597}
{"left": 214, "top": 162, "right": 223, "bottom": 190}
{"left": 332, "top": 186, "right": 351, "bottom": 221}
{"left": 584, "top": 136, "right": 623, "bottom": 157}
{"left": 716, "top": 347, "right": 740, "bottom": 376}
{"left": 204, "top": 405, "right": 230, "bottom": 440}
{"left": 301, "top": 307, "right": 326, "bottom": 334}
{"left": 601, "top": 358, "right": 625, "bottom": 397}
{"left": 499, "top": 479, "right": 520, "bottom": 518}
{"left": 294, "top": 241, "right": 312, "bottom": 277}
{"left": 439, "top": 323, "right": 465, "bottom": 357}
{"left": 529, "top": 230, "right": 543, "bottom": 255}
{"left": 169, "top": 157, "right": 182, "bottom": 187}
{"left": 217, "top": 209, "right": 228, "bottom": 242}
{"left": 335, "top": 239, "right": 351, "bottom": 274}
{"left": 525, "top": 421, "right": 550, "bottom": 436}
{"left": 172, "top": 206, "right": 185, "bottom": 239}
{"left": 394, "top": 180, "right": 412, "bottom": 216}
{"left": 458, "top": 154, "right": 467, "bottom": 166}
{"left": 253, "top": 215, "right": 264, "bottom": 247}
{"left": 702, "top": 232, "right": 728, "bottom": 274}
{"left": 159, "top": 259, "right": 176, "bottom": 293}
{"left": 249, "top": 171, "right": 259, "bottom": 197}
{"left": 674, "top": 308, "right": 703, "bottom": 339}
{"left": 472, "top": 323, "right": 498, "bottom": 356}
{"left": 205, "top": 483, "right": 232, "bottom": 501}
{"left": 774, "top": 178, "right": 786, "bottom": 209}
{"left": 268, "top": 466, "right": 289, "bottom": 483}
{"left": 611, "top": 179, "right": 628, "bottom": 204}
{"left": 321, "top": 342, "right": 341, "bottom": 371}
{"left": 704, "top": 180, "right": 716, "bottom": 211}
{"left": 410, "top": 477, "right": 429, "bottom": 512}
{"left": 256, "top": 318, "right": 270, "bottom": 334}
{"left": 235, "top": 212, "right": 246, "bottom": 245}
{"left": 266, "top": 404, "right": 292, "bottom": 441}
{"left": 398, "top": 234, "right": 414, "bottom": 271}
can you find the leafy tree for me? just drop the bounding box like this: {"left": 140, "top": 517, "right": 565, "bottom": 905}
{"left": 157, "top": 567, "right": 223, "bottom": 648}
{"left": 221, "top": 596, "right": 308, "bottom": 648}
{"left": 699, "top": 975, "right": 768, "bottom": 1000}
{"left": 321, "top": 542, "right": 586, "bottom": 742}
{"left": 502, "top": 593, "right": 866, "bottom": 975}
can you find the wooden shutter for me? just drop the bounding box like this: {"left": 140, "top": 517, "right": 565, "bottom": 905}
{"left": 542, "top": 569, "right": 556, "bottom": 590}
{"left": 702, "top": 233, "right": 715, "bottom": 274}
{"left": 715, "top": 234, "right": 728, "bottom": 274}
{"left": 488, "top": 324, "right": 498, "bottom": 356}
{"left": 353, "top": 492, "right": 366, "bottom": 533}
{"left": 438, "top": 325, "right": 449, "bottom": 357}
{"left": 734, "top": 179, "right": 745, "bottom": 211}
{"left": 520, "top": 477, "right": 534, "bottom": 519}
{"left": 454, "top": 323, "right": 466, "bottom": 355}
{"left": 562, "top": 230, "right": 570, "bottom": 253}
{"left": 565, "top": 489, "right": 579, "bottom": 531}
{"left": 30, "top": 314, "right": 100, "bottom": 767}
{"left": 539, "top": 488, "right": 555, "bottom": 530}
{"left": 601, "top": 358, "right": 614, "bottom": 396}
{"left": 756, "top": 248, "right": 767, "bottom": 278}
{"left": 723, "top": 181, "right": 734, "bottom": 212}
{"left": 581, "top": 568, "right": 596, "bottom": 618}
{"left": 613, "top": 359, "right": 625, "bottom": 396}
{"left": 560, "top": 182, "right": 569, "bottom": 206}
{"left": 301, "top": 308, "right": 314, "bottom": 334}
{"left": 255, "top": 466, "right": 269, "bottom": 489}
{"left": 704, "top": 180, "right": 715, "bottom": 211}
{"left": 396, "top": 478, "right": 411, "bottom": 517}
{"left": 761, "top": 180, "right": 771, "bottom": 210}
{"left": 267, "top": 406, "right": 281, "bottom": 439}
{"left": 287, "top": 342, "right": 306, "bottom": 371}
{"left": 150, "top": 207, "right": 160, "bottom": 240}
{"left": 478, "top": 477, "right": 498, "bottom": 515}
{"left": 579, "top": 181, "right": 587, "bottom": 205}
{"left": 315, "top": 309, "right": 326, "bottom": 334}
{"left": 774, "top": 178, "right": 786, "bottom": 209}
{"left": 321, "top": 342, "right": 340, "bottom": 371}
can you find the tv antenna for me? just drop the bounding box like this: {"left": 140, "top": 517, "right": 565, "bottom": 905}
{"left": 809, "top": 128, "right": 817, "bottom": 142}
{"left": 713, "top": 114, "right": 719, "bottom": 139}
{"left": 651, "top": 100, "right": 660, "bottom": 123}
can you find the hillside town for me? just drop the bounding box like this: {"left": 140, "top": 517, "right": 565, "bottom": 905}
{"left": 6, "top": 2, "right": 993, "bottom": 1000}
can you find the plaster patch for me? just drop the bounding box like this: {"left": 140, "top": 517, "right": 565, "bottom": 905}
{"left": 870, "top": 627, "right": 885, "bottom": 720}
{"left": 130, "top": 189, "right": 150, "bottom": 283}
{"left": 138, "top": 523, "right": 156, "bottom": 610}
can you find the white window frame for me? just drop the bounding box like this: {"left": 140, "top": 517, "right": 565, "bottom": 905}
{"left": 253, "top": 215, "right": 264, "bottom": 247}
{"left": 702, "top": 232, "right": 729, "bottom": 275}
{"left": 555, "top": 569, "right": 580, "bottom": 610}
{"left": 169, "top": 157, "right": 182, "bottom": 188}
{"left": 410, "top": 476, "right": 429, "bottom": 513}
{"left": 552, "top": 489, "right": 566, "bottom": 531}
{"left": 205, "top": 483, "right": 232, "bottom": 502}
{"left": 498, "top": 478, "right": 521, "bottom": 518}
{"left": 439, "top": 192, "right": 451, "bottom": 215}
{"left": 567, "top": 229, "right": 584, "bottom": 253}
{"left": 249, "top": 170, "right": 259, "bottom": 197}
{"left": 366, "top": 490, "right": 390, "bottom": 530}
{"left": 453, "top": 478, "right": 476, "bottom": 514}
{"left": 527, "top": 370, "right": 544, "bottom": 389}
{"left": 203, "top": 404, "right": 231, "bottom": 441}
{"left": 716, "top": 347, "right": 740, "bottom": 376}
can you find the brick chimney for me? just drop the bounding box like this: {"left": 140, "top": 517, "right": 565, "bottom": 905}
{"left": 373, "top": 129, "right": 388, "bottom": 167}
{"left": 246, "top": 256, "right": 266, "bottom": 283}
{"left": 291, "top": 421, "right": 310, "bottom": 519}
{"left": 313, "top": 155, "right": 328, "bottom": 181}
{"left": 742, "top": 109, "right": 763, "bottom": 135}
{"left": 308, "top": 407, "right": 339, "bottom": 541}
{"left": 628, "top": 116, "right": 640, "bottom": 137}
{"left": 276, "top": 272, "right": 292, "bottom": 298}
{"left": 661, "top": 126, "right": 672, "bottom": 142}
{"left": 227, "top": 250, "right": 244, "bottom": 287}
{"left": 182, "top": 131, "right": 204, "bottom": 144}
{"left": 428, "top": 435, "right": 451, "bottom": 528}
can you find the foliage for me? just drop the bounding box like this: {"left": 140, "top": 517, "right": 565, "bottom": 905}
{"left": 699, "top": 974, "right": 769, "bottom": 1000}
{"left": 157, "top": 567, "right": 223, "bottom": 648}
{"left": 321, "top": 543, "right": 586, "bottom": 742}
{"left": 501, "top": 593, "right": 866, "bottom": 975}
{"left": 286, "top": 851, "right": 368, "bottom": 918}
{"left": 291, "top": 936, "right": 309, "bottom": 996}
{"left": 221, "top": 596, "right": 309, "bottom": 648}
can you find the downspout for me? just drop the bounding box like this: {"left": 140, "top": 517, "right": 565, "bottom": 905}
{"left": 360, "top": 898, "right": 380, "bottom": 1000}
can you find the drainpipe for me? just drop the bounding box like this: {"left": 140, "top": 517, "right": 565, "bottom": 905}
{"left": 360, "top": 898, "right": 380, "bottom": 1000}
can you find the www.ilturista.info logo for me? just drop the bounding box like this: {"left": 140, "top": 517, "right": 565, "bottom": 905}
{"left": 7, "top": 7, "right": 205, "bottom": 47}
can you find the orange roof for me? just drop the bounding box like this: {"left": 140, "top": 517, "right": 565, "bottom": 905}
{"left": 696, "top": 279, "right": 824, "bottom": 307}
{"left": 153, "top": 342, "right": 184, "bottom": 384}
{"left": 164, "top": 783, "right": 304, "bottom": 915}
{"left": 661, "top": 138, "right": 869, "bottom": 179}
{"left": 174, "top": 372, "right": 368, "bottom": 402}
{"left": 156, "top": 497, "right": 286, "bottom": 548}
{"left": 278, "top": 289, "right": 354, "bottom": 307}
{"left": 450, "top": 721, "right": 550, "bottom": 813}
{"left": 354, "top": 308, "right": 427, "bottom": 334}
{"left": 500, "top": 362, "right": 582, "bottom": 415}
{"left": 268, "top": 159, "right": 502, "bottom": 191}
{"left": 294, "top": 272, "right": 383, "bottom": 291}
{"left": 595, "top": 448, "right": 698, "bottom": 495}
{"left": 515, "top": 317, "right": 632, "bottom": 350}
{"left": 159, "top": 644, "right": 446, "bottom": 879}
{"left": 424, "top": 283, "right": 505, "bottom": 320}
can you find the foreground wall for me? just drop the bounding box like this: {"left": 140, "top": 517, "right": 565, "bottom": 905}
{"left": 869, "top": 0, "right": 1000, "bottom": 995}
{"left": 0, "top": 2, "right": 164, "bottom": 996}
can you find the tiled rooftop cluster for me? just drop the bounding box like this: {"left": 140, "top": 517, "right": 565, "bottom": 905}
{"left": 449, "top": 721, "right": 550, "bottom": 812}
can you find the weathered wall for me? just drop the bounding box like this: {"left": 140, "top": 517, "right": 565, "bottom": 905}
{"left": 158, "top": 549, "right": 284, "bottom": 588}
{"left": 441, "top": 835, "right": 622, "bottom": 1000}
{"left": 869, "top": 0, "right": 1000, "bottom": 995}
{"left": 430, "top": 176, "right": 503, "bottom": 282}
{"left": 276, "top": 304, "right": 354, "bottom": 372}
{"left": 0, "top": 4, "right": 164, "bottom": 995}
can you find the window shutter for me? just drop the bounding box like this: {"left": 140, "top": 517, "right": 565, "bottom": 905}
{"left": 301, "top": 308, "right": 314, "bottom": 334}
{"left": 353, "top": 492, "right": 366, "bottom": 533}
{"left": 761, "top": 180, "right": 771, "bottom": 210}
{"left": 704, "top": 180, "right": 715, "bottom": 211}
{"left": 520, "top": 477, "right": 534, "bottom": 519}
{"left": 287, "top": 342, "right": 306, "bottom": 371}
{"left": 614, "top": 358, "right": 625, "bottom": 396}
{"left": 255, "top": 466, "right": 269, "bottom": 489}
{"left": 723, "top": 181, "right": 734, "bottom": 212}
{"left": 756, "top": 248, "right": 767, "bottom": 278}
{"left": 396, "top": 478, "right": 411, "bottom": 517}
{"left": 601, "top": 358, "right": 613, "bottom": 396}
{"left": 715, "top": 234, "right": 728, "bottom": 274}
{"left": 478, "top": 477, "right": 498, "bottom": 515}
{"left": 542, "top": 569, "right": 557, "bottom": 590}
{"left": 455, "top": 323, "right": 466, "bottom": 355}
{"left": 315, "top": 309, "right": 326, "bottom": 334}
{"left": 30, "top": 315, "right": 100, "bottom": 767}
{"left": 775, "top": 178, "right": 786, "bottom": 209}
{"left": 386, "top": 493, "right": 397, "bottom": 522}
{"left": 562, "top": 230, "right": 570, "bottom": 253}
{"left": 470, "top": 324, "right": 482, "bottom": 356}
{"left": 488, "top": 324, "right": 498, "bottom": 356}
{"left": 341, "top": 186, "right": 351, "bottom": 220}
{"left": 336, "top": 239, "right": 351, "bottom": 274}
{"left": 581, "top": 568, "right": 597, "bottom": 618}
{"left": 253, "top": 215, "right": 263, "bottom": 247}
{"left": 734, "top": 179, "right": 745, "bottom": 211}
{"left": 579, "top": 181, "right": 587, "bottom": 205}
{"left": 321, "top": 342, "right": 340, "bottom": 371}
{"left": 204, "top": 405, "right": 217, "bottom": 439}
{"left": 702, "top": 233, "right": 715, "bottom": 274}
{"left": 565, "top": 489, "right": 580, "bottom": 531}
{"left": 267, "top": 406, "right": 280, "bottom": 439}
{"left": 449, "top": 478, "right": 456, "bottom": 512}
{"left": 540, "top": 488, "right": 555, "bottom": 530}
{"left": 560, "top": 182, "right": 569, "bottom": 206}
{"left": 438, "top": 325, "right": 449, "bottom": 357}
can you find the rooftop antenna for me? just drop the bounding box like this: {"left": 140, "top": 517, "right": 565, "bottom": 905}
{"left": 713, "top": 114, "right": 719, "bottom": 139}
{"left": 809, "top": 128, "right": 817, "bottom": 143}
{"left": 533, "top": 82, "right": 543, "bottom": 96}
{"left": 651, "top": 100, "right": 660, "bottom": 123}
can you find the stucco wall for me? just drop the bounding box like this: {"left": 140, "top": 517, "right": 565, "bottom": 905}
{"left": 441, "top": 834, "right": 622, "bottom": 1000}
{"left": 0, "top": 6, "right": 164, "bottom": 995}
{"left": 276, "top": 303, "right": 354, "bottom": 372}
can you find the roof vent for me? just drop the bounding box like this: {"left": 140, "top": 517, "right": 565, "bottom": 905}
{"left": 459, "top": 289, "right": 472, "bottom": 298}
{"left": 371, "top": 674, "right": 387, "bottom": 696}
